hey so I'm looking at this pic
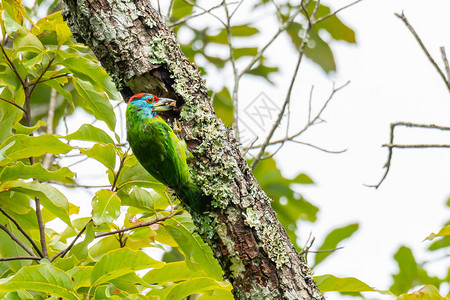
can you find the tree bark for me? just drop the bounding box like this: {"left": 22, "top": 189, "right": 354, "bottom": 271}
{"left": 62, "top": 1, "right": 324, "bottom": 299}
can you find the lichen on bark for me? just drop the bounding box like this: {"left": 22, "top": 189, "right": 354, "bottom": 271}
{"left": 62, "top": 0, "right": 324, "bottom": 299}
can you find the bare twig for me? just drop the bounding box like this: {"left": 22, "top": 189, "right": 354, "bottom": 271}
{"left": 383, "top": 144, "right": 450, "bottom": 149}
{"left": 34, "top": 197, "right": 48, "bottom": 258}
{"left": 170, "top": 1, "right": 228, "bottom": 27}
{"left": 395, "top": 12, "right": 450, "bottom": 92}
{"left": 182, "top": 0, "right": 226, "bottom": 26}
{"left": 95, "top": 210, "right": 182, "bottom": 238}
{"left": 314, "top": 0, "right": 364, "bottom": 23}
{"left": 223, "top": 2, "right": 240, "bottom": 140}
{"left": 0, "top": 224, "right": 37, "bottom": 258}
{"left": 51, "top": 220, "right": 92, "bottom": 261}
{"left": 251, "top": 1, "right": 320, "bottom": 170}
{"left": 368, "top": 122, "right": 450, "bottom": 188}
{"left": 239, "top": 2, "right": 306, "bottom": 78}
{"left": 308, "top": 247, "right": 344, "bottom": 254}
{"left": 440, "top": 47, "right": 450, "bottom": 83}
{"left": 247, "top": 81, "right": 350, "bottom": 150}
{"left": 0, "top": 256, "right": 41, "bottom": 262}
{"left": 0, "top": 207, "right": 43, "bottom": 257}
{"left": 291, "top": 140, "right": 347, "bottom": 153}
{"left": 42, "top": 88, "right": 57, "bottom": 169}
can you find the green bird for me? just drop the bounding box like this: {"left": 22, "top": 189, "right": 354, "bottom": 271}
{"left": 126, "top": 93, "right": 203, "bottom": 212}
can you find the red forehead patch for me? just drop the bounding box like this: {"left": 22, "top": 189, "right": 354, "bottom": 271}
{"left": 128, "top": 93, "right": 147, "bottom": 103}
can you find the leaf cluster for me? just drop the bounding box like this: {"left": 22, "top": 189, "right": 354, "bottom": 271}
{"left": 0, "top": 1, "right": 232, "bottom": 299}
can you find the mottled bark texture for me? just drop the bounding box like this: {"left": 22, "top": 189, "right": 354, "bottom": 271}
{"left": 62, "top": 1, "right": 324, "bottom": 299}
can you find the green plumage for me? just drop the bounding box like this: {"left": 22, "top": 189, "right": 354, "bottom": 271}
{"left": 126, "top": 94, "right": 202, "bottom": 212}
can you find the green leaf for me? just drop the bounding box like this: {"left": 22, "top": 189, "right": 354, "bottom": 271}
{"left": 142, "top": 261, "right": 208, "bottom": 284}
{"left": 0, "top": 134, "right": 72, "bottom": 166}
{"left": 313, "top": 223, "right": 359, "bottom": 266}
{"left": 0, "top": 161, "right": 74, "bottom": 183}
{"left": 57, "top": 52, "right": 120, "bottom": 100}
{"left": 0, "top": 263, "right": 79, "bottom": 300}
{"left": 4, "top": 180, "right": 72, "bottom": 225}
{"left": 55, "top": 23, "right": 72, "bottom": 45}
{"left": 42, "top": 79, "right": 73, "bottom": 107}
{"left": 315, "top": 274, "right": 386, "bottom": 294}
{"left": 209, "top": 25, "right": 259, "bottom": 44}
{"left": 0, "top": 214, "right": 34, "bottom": 272}
{"left": 1, "top": 10, "right": 27, "bottom": 36}
{"left": 70, "top": 221, "right": 95, "bottom": 261}
{"left": 12, "top": 120, "right": 46, "bottom": 135}
{"left": 233, "top": 47, "right": 258, "bottom": 59}
{"left": 398, "top": 285, "right": 445, "bottom": 300}
{"left": 0, "top": 86, "right": 24, "bottom": 144}
{"left": 0, "top": 190, "right": 30, "bottom": 214}
{"left": 247, "top": 61, "right": 279, "bottom": 83}
{"left": 2, "top": 0, "right": 34, "bottom": 26}
{"left": 171, "top": 0, "right": 194, "bottom": 20}
{"left": 165, "top": 278, "right": 230, "bottom": 300}
{"left": 304, "top": 29, "right": 336, "bottom": 73}
{"left": 212, "top": 87, "right": 233, "bottom": 128}
{"left": 118, "top": 187, "right": 169, "bottom": 212}
{"left": 114, "top": 155, "right": 165, "bottom": 191}
{"left": 12, "top": 32, "right": 44, "bottom": 56}
{"left": 73, "top": 77, "right": 116, "bottom": 131}
{"left": 67, "top": 266, "right": 93, "bottom": 290}
{"left": 285, "top": 22, "right": 336, "bottom": 73}
{"left": 81, "top": 143, "right": 116, "bottom": 170}
{"left": 90, "top": 248, "right": 164, "bottom": 288}
{"left": 91, "top": 189, "right": 121, "bottom": 225}
{"left": 390, "top": 246, "right": 442, "bottom": 295}
{"left": 165, "top": 218, "right": 223, "bottom": 280}
{"left": 312, "top": 3, "right": 356, "bottom": 43}
{"left": 424, "top": 225, "right": 450, "bottom": 240}
{"left": 64, "top": 124, "right": 115, "bottom": 145}
{"left": 198, "top": 288, "right": 234, "bottom": 300}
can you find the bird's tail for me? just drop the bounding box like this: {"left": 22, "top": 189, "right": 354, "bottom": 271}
{"left": 176, "top": 182, "right": 205, "bottom": 213}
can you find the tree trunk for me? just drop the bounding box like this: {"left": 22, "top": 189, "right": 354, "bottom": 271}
{"left": 62, "top": 1, "right": 324, "bottom": 299}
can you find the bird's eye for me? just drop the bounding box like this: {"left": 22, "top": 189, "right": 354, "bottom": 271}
{"left": 146, "top": 97, "right": 154, "bottom": 104}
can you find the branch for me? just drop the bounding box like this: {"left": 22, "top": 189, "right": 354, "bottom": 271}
{"left": 368, "top": 122, "right": 450, "bottom": 188}
{"left": 28, "top": 47, "right": 59, "bottom": 96}
{"left": 0, "top": 224, "right": 37, "bottom": 258}
{"left": 291, "top": 140, "right": 347, "bottom": 153}
{"left": 383, "top": 143, "right": 450, "bottom": 149}
{"left": 170, "top": 1, "right": 229, "bottom": 27}
{"left": 0, "top": 96, "right": 29, "bottom": 117}
{"left": 0, "top": 256, "right": 41, "bottom": 262}
{"left": 223, "top": 2, "right": 240, "bottom": 140}
{"left": 0, "top": 43, "right": 27, "bottom": 89}
{"left": 34, "top": 197, "right": 48, "bottom": 258}
{"left": 251, "top": 0, "right": 320, "bottom": 170}
{"left": 440, "top": 47, "right": 450, "bottom": 83}
{"left": 395, "top": 12, "right": 450, "bottom": 93}
{"left": 0, "top": 207, "right": 43, "bottom": 257}
{"left": 95, "top": 210, "right": 183, "bottom": 238}
{"left": 111, "top": 148, "right": 129, "bottom": 192}
{"left": 314, "top": 0, "right": 364, "bottom": 23}
{"left": 248, "top": 81, "right": 349, "bottom": 150}
{"left": 50, "top": 220, "right": 92, "bottom": 261}
{"left": 238, "top": 2, "right": 306, "bottom": 78}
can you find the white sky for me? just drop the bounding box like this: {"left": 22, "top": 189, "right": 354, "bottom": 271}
{"left": 232, "top": 0, "right": 450, "bottom": 298}
{"left": 55, "top": 0, "right": 450, "bottom": 298}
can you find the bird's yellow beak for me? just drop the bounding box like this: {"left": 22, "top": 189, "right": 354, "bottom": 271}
{"left": 152, "top": 98, "right": 177, "bottom": 112}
